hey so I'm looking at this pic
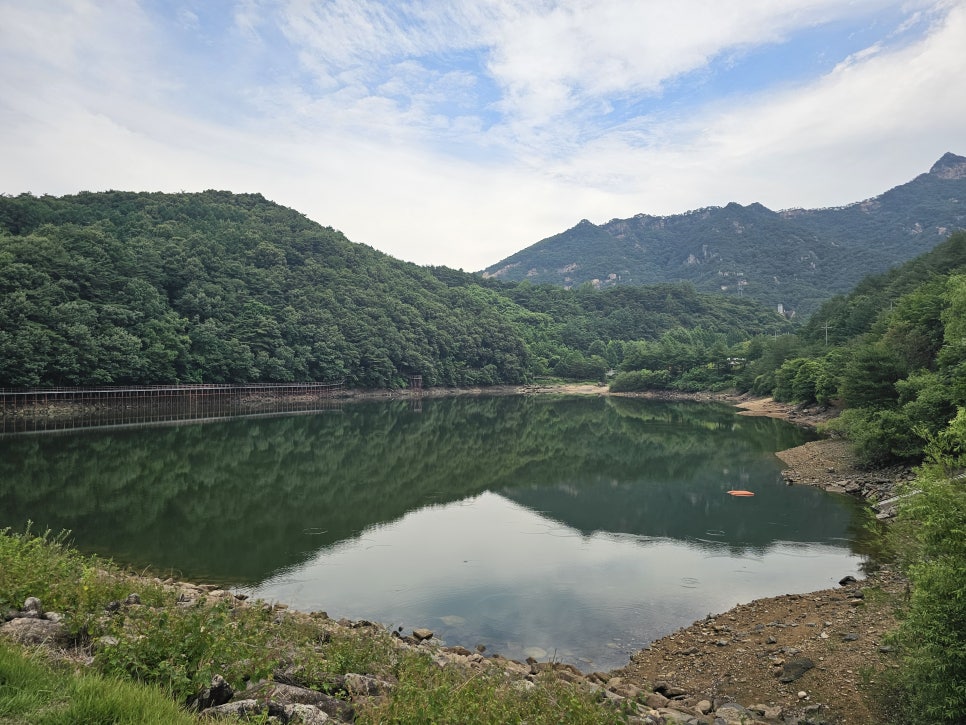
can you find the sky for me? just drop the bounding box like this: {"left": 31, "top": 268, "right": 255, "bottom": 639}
{"left": 1, "top": 1, "right": 965, "bottom": 272}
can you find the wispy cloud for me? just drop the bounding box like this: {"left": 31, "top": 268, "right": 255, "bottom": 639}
{"left": 0, "top": 0, "right": 963, "bottom": 270}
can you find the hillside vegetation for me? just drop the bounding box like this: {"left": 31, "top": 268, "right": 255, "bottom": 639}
{"left": 0, "top": 190, "right": 787, "bottom": 389}
{"left": 613, "top": 230, "right": 966, "bottom": 464}
{"left": 482, "top": 152, "right": 966, "bottom": 318}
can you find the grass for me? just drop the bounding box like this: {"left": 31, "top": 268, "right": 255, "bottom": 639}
{"left": 0, "top": 527, "right": 628, "bottom": 723}
{"left": 361, "top": 653, "right": 627, "bottom": 724}
{"left": 0, "top": 642, "right": 200, "bottom": 724}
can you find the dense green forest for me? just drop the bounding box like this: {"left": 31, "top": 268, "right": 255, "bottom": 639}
{"left": 0, "top": 190, "right": 788, "bottom": 388}
{"left": 613, "top": 230, "right": 966, "bottom": 466}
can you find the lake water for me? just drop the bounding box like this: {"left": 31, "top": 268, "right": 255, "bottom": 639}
{"left": 0, "top": 395, "right": 873, "bottom": 670}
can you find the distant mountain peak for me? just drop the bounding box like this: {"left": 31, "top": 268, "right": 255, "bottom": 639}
{"left": 929, "top": 152, "right": 966, "bottom": 179}
{"left": 481, "top": 153, "right": 966, "bottom": 317}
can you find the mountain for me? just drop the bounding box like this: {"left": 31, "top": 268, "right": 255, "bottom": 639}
{"left": 481, "top": 153, "right": 966, "bottom": 318}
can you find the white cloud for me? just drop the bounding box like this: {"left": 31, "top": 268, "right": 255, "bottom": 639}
{"left": 0, "top": 0, "right": 963, "bottom": 273}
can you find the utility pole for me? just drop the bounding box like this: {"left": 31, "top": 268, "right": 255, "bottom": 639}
{"left": 822, "top": 321, "right": 831, "bottom": 346}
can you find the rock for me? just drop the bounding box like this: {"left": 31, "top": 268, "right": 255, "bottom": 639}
{"left": 412, "top": 627, "right": 434, "bottom": 641}
{"left": 842, "top": 632, "right": 860, "bottom": 642}
{"left": 190, "top": 674, "right": 234, "bottom": 711}
{"left": 443, "top": 645, "right": 473, "bottom": 657}
{"left": 644, "top": 692, "right": 669, "bottom": 709}
{"left": 838, "top": 575, "right": 857, "bottom": 586}
{"left": 695, "top": 699, "right": 713, "bottom": 714}
{"left": 715, "top": 702, "right": 754, "bottom": 725}
{"left": 798, "top": 690, "right": 808, "bottom": 699}
{"left": 655, "top": 682, "right": 688, "bottom": 698}
{"left": 750, "top": 703, "right": 783, "bottom": 719}
{"left": 245, "top": 682, "right": 352, "bottom": 722}
{"left": 778, "top": 657, "right": 815, "bottom": 683}
{"left": 124, "top": 593, "right": 141, "bottom": 605}
{"left": 0, "top": 617, "right": 69, "bottom": 647}
{"left": 287, "top": 703, "right": 333, "bottom": 724}
{"left": 200, "top": 699, "right": 280, "bottom": 720}
{"left": 656, "top": 708, "right": 693, "bottom": 723}
{"left": 22, "top": 597, "right": 43, "bottom": 616}
{"left": 344, "top": 673, "right": 393, "bottom": 697}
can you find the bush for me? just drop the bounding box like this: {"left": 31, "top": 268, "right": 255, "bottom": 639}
{"left": 890, "top": 409, "right": 966, "bottom": 723}
{"left": 609, "top": 368, "right": 670, "bottom": 392}
{"left": 96, "top": 601, "right": 277, "bottom": 702}
{"left": 823, "top": 408, "right": 924, "bottom": 467}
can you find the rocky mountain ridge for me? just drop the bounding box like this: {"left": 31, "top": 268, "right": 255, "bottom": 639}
{"left": 482, "top": 153, "right": 966, "bottom": 318}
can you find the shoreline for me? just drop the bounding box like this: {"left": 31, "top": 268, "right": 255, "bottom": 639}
{"left": 3, "top": 385, "right": 903, "bottom": 722}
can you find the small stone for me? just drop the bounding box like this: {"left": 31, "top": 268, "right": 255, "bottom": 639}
{"left": 124, "top": 593, "right": 141, "bottom": 605}
{"left": 412, "top": 628, "right": 434, "bottom": 641}
{"left": 22, "top": 597, "right": 43, "bottom": 615}
{"left": 838, "top": 575, "right": 857, "bottom": 586}
{"left": 765, "top": 636, "right": 777, "bottom": 644}
{"left": 843, "top": 633, "right": 860, "bottom": 642}
{"left": 779, "top": 657, "right": 815, "bottom": 683}
{"left": 798, "top": 690, "right": 808, "bottom": 699}
{"left": 695, "top": 699, "right": 712, "bottom": 714}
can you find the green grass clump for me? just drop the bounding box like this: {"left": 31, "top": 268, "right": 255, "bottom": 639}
{"left": 361, "top": 653, "right": 626, "bottom": 725}
{"left": 95, "top": 599, "right": 280, "bottom": 703}
{"left": 0, "top": 641, "right": 199, "bottom": 724}
{"left": 0, "top": 525, "right": 165, "bottom": 637}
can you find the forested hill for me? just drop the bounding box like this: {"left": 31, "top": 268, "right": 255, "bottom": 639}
{"left": 0, "top": 190, "right": 788, "bottom": 388}
{"left": 481, "top": 152, "right": 966, "bottom": 318}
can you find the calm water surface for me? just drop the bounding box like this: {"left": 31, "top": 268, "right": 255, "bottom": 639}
{"left": 0, "top": 396, "right": 873, "bottom": 670}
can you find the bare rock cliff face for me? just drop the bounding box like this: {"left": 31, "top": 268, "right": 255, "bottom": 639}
{"left": 929, "top": 151, "right": 966, "bottom": 180}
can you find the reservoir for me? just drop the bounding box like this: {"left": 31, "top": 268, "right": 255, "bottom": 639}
{"left": 0, "top": 395, "right": 873, "bottom": 670}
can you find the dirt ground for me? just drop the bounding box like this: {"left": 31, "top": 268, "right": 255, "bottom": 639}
{"left": 608, "top": 396, "right": 907, "bottom": 725}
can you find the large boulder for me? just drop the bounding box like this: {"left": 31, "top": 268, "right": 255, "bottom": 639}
{"left": 0, "top": 617, "right": 69, "bottom": 647}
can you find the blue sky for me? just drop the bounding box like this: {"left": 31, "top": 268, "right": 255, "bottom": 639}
{"left": 1, "top": 1, "right": 964, "bottom": 271}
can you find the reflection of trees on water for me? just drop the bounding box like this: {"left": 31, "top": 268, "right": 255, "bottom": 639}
{"left": 0, "top": 396, "right": 859, "bottom": 584}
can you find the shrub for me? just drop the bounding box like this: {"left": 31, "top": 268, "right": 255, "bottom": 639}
{"left": 890, "top": 410, "right": 966, "bottom": 723}
{"left": 822, "top": 408, "right": 924, "bottom": 467}
{"left": 609, "top": 368, "right": 670, "bottom": 392}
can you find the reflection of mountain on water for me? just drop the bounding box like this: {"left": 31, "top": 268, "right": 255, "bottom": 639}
{"left": 500, "top": 475, "right": 864, "bottom": 553}
{"left": 0, "top": 396, "right": 838, "bottom": 584}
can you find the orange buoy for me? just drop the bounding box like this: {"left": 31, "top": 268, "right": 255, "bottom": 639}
{"left": 727, "top": 490, "right": 755, "bottom": 497}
